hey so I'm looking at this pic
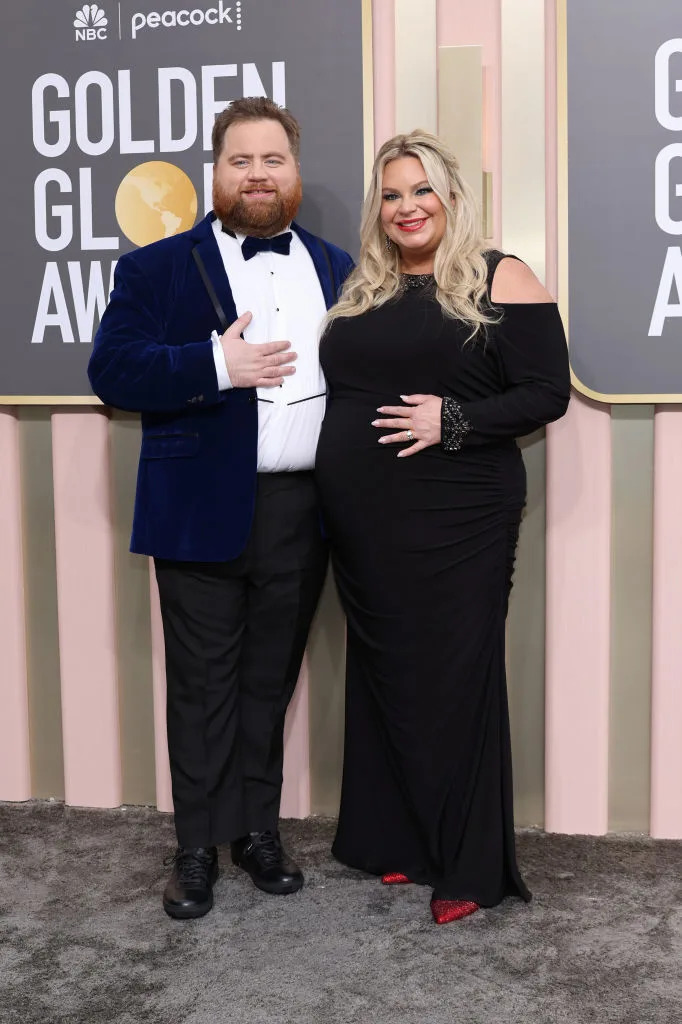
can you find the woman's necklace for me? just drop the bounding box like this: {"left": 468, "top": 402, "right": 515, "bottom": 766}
{"left": 400, "top": 272, "right": 435, "bottom": 290}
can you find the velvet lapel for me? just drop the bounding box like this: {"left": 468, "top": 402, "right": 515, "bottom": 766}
{"left": 292, "top": 222, "right": 336, "bottom": 310}
{"left": 189, "top": 213, "right": 239, "bottom": 329}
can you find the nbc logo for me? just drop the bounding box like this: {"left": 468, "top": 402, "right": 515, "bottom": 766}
{"left": 74, "top": 4, "right": 108, "bottom": 41}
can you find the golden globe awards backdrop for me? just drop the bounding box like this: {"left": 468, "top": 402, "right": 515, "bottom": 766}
{"left": 566, "top": 0, "right": 682, "bottom": 401}
{"left": 0, "top": 0, "right": 368, "bottom": 401}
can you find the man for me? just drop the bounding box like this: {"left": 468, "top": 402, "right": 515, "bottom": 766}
{"left": 88, "top": 97, "right": 353, "bottom": 919}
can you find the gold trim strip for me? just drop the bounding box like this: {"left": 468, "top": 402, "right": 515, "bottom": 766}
{"left": 569, "top": 373, "right": 682, "bottom": 406}
{"left": 0, "top": 396, "right": 103, "bottom": 406}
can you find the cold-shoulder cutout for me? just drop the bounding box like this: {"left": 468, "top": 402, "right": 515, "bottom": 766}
{"left": 489, "top": 256, "right": 554, "bottom": 305}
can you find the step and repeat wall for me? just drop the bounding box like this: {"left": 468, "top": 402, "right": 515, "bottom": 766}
{"left": 2, "top": 0, "right": 682, "bottom": 839}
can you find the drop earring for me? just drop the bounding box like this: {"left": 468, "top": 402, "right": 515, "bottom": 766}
{"left": 385, "top": 234, "right": 392, "bottom": 251}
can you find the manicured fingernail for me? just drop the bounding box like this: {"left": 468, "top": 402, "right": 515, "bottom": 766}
{"left": 376, "top": 407, "right": 384, "bottom": 413}
{"left": 378, "top": 437, "right": 386, "bottom": 444}
{"left": 371, "top": 419, "right": 379, "bottom": 425}
{"left": 400, "top": 395, "right": 408, "bottom": 401}
{"left": 397, "top": 451, "right": 405, "bottom": 457}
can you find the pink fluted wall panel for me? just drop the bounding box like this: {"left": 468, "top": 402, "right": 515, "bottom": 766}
{"left": 545, "top": 399, "right": 611, "bottom": 834}
{"left": 148, "top": 564, "right": 173, "bottom": 813}
{"left": 0, "top": 411, "right": 31, "bottom": 800}
{"left": 545, "top": 2, "right": 612, "bottom": 835}
{"left": 281, "top": 658, "right": 312, "bottom": 817}
{"left": 52, "top": 411, "right": 122, "bottom": 808}
{"left": 650, "top": 409, "right": 682, "bottom": 838}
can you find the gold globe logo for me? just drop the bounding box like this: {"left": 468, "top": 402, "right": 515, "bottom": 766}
{"left": 115, "top": 161, "right": 198, "bottom": 248}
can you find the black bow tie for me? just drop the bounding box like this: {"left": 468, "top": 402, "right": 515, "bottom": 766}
{"left": 241, "top": 232, "right": 292, "bottom": 261}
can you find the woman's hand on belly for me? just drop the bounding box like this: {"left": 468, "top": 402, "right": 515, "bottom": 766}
{"left": 372, "top": 394, "right": 443, "bottom": 458}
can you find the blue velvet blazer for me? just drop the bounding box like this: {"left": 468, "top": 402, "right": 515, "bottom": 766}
{"left": 88, "top": 212, "right": 354, "bottom": 561}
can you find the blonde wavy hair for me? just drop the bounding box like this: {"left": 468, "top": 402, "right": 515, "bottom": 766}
{"left": 325, "top": 130, "right": 499, "bottom": 339}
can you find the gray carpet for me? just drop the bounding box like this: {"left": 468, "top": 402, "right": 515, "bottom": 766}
{"left": 1, "top": 803, "right": 681, "bottom": 1024}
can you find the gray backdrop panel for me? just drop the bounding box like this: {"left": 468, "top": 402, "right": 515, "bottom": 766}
{"left": 0, "top": 0, "right": 365, "bottom": 399}
{"left": 567, "top": 0, "right": 682, "bottom": 398}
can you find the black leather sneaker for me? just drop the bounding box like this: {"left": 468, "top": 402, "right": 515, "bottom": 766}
{"left": 162, "top": 846, "right": 219, "bottom": 919}
{"left": 230, "top": 831, "right": 303, "bottom": 895}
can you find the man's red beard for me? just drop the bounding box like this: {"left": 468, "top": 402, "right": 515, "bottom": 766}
{"left": 213, "top": 177, "right": 303, "bottom": 237}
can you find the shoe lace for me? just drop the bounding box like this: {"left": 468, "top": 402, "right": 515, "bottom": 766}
{"left": 247, "top": 830, "right": 282, "bottom": 868}
{"left": 164, "top": 848, "right": 214, "bottom": 886}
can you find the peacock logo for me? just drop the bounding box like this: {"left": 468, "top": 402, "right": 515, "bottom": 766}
{"left": 74, "top": 4, "right": 108, "bottom": 41}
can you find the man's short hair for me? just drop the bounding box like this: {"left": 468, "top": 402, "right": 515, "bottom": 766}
{"left": 212, "top": 97, "right": 301, "bottom": 163}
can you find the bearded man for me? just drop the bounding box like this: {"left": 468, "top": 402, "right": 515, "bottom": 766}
{"left": 88, "top": 98, "right": 353, "bottom": 919}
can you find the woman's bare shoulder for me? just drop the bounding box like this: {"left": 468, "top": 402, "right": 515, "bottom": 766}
{"left": 490, "top": 257, "right": 554, "bottom": 304}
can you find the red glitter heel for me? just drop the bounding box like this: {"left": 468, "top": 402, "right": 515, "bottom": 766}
{"left": 430, "top": 898, "right": 480, "bottom": 924}
{"left": 382, "top": 872, "right": 412, "bottom": 885}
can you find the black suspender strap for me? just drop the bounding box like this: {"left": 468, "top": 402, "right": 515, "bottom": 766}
{"left": 192, "top": 246, "right": 228, "bottom": 332}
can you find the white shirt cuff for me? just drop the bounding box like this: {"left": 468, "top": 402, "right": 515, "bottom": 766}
{"left": 211, "top": 331, "right": 233, "bottom": 390}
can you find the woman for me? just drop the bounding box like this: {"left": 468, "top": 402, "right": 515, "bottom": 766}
{"left": 315, "top": 131, "right": 570, "bottom": 924}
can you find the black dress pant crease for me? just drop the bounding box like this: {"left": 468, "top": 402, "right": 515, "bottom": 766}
{"left": 155, "top": 472, "right": 327, "bottom": 849}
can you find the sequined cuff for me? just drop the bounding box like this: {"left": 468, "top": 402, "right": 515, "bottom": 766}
{"left": 441, "top": 396, "right": 472, "bottom": 452}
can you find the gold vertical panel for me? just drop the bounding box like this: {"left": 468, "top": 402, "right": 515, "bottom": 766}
{"left": 609, "top": 407, "right": 654, "bottom": 832}
{"left": 308, "top": 571, "right": 347, "bottom": 816}
{"left": 394, "top": 0, "right": 437, "bottom": 134}
{"left": 501, "top": 0, "right": 546, "bottom": 280}
{"left": 18, "top": 409, "right": 64, "bottom": 800}
{"left": 438, "top": 46, "right": 483, "bottom": 217}
{"left": 507, "top": 431, "right": 546, "bottom": 827}
{"left": 110, "top": 412, "right": 156, "bottom": 806}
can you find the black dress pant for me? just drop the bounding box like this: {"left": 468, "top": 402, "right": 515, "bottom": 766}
{"left": 154, "top": 472, "right": 328, "bottom": 848}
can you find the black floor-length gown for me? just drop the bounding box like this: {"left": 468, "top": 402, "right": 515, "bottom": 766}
{"left": 315, "top": 254, "right": 570, "bottom": 905}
